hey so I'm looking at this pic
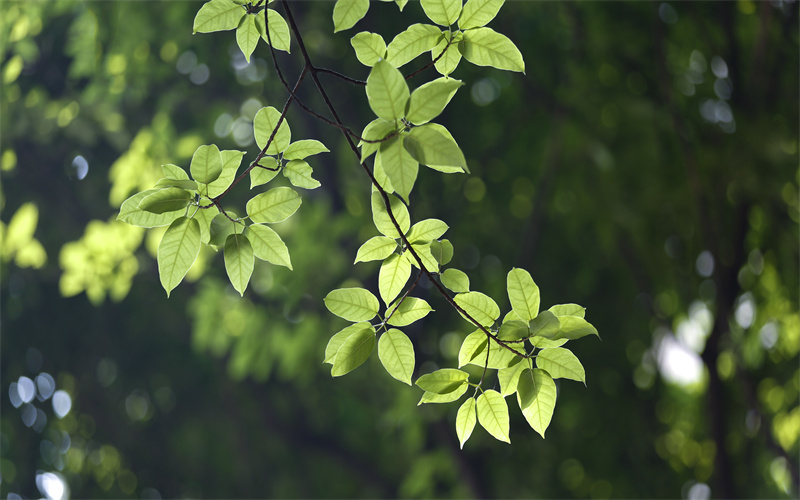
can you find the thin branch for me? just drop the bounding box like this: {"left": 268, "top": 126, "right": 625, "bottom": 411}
{"left": 316, "top": 67, "right": 366, "bottom": 86}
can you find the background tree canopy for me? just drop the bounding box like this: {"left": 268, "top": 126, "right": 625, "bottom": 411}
{"left": 1, "top": 1, "right": 797, "bottom": 498}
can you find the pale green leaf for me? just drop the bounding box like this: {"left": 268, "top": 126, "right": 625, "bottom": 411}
{"left": 386, "top": 297, "right": 433, "bottom": 327}
{"left": 373, "top": 154, "right": 395, "bottom": 193}
{"left": 236, "top": 14, "right": 260, "bottom": 63}
{"left": 283, "top": 160, "right": 321, "bottom": 189}
{"left": 430, "top": 238, "right": 454, "bottom": 265}
{"left": 190, "top": 144, "right": 223, "bottom": 185}
{"left": 138, "top": 187, "right": 192, "bottom": 214}
{"left": 529, "top": 310, "right": 560, "bottom": 338}
{"left": 441, "top": 268, "right": 469, "bottom": 293}
{"left": 255, "top": 9, "right": 291, "bottom": 52}
{"left": 324, "top": 287, "right": 380, "bottom": 322}
{"left": 246, "top": 186, "right": 301, "bottom": 223}
{"left": 433, "top": 31, "right": 463, "bottom": 76}
{"left": 371, "top": 191, "right": 410, "bottom": 238}
{"left": 406, "top": 242, "right": 439, "bottom": 272}
{"left": 193, "top": 0, "right": 245, "bottom": 33}
{"left": 332, "top": 0, "right": 369, "bottom": 33}
{"left": 498, "top": 359, "right": 525, "bottom": 396}
{"left": 118, "top": 190, "right": 183, "bottom": 228}
{"left": 476, "top": 390, "right": 510, "bottom": 443}
{"left": 395, "top": 0, "right": 408, "bottom": 10}
{"left": 416, "top": 368, "right": 469, "bottom": 394}
{"left": 360, "top": 118, "right": 398, "bottom": 161}
{"left": 506, "top": 268, "right": 540, "bottom": 322}
{"left": 418, "top": 383, "right": 468, "bottom": 405}
{"left": 549, "top": 303, "right": 586, "bottom": 318}
{"left": 351, "top": 32, "right": 387, "bottom": 66}
{"left": 162, "top": 164, "right": 189, "bottom": 180}
{"left": 552, "top": 315, "right": 600, "bottom": 341}
{"left": 459, "top": 0, "right": 504, "bottom": 30}
{"left": 386, "top": 24, "right": 442, "bottom": 68}
{"left": 355, "top": 236, "right": 397, "bottom": 263}
{"left": 458, "top": 329, "right": 487, "bottom": 368}
{"left": 283, "top": 139, "right": 329, "bottom": 160}
{"left": 460, "top": 26, "right": 525, "bottom": 73}
{"left": 331, "top": 327, "right": 375, "bottom": 377}
{"left": 154, "top": 178, "right": 198, "bottom": 191}
{"left": 497, "top": 319, "right": 529, "bottom": 340}
{"left": 530, "top": 336, "right": 569, "bottom": 349}
{"left": 250, "top": 165, "right": 280, "bottom": 188}
{"left": 406, "top": 77, "right": 463, "bottom": 125}
{"left": 224, "top": 233, "right": 254, "bottom": 296}
{"left": 379, "top": 253, "right": 411, "bottom": 306}
{"left": 517, "top": 368, "right": 557, "bottom": 438}
{"left": 456, "top": 398, "right": 477, "bottom": 449}
{"left": 207, "top": 150, "right": 246, "bottom": 198}
{"left": 324, "top": 323, "right": 374, "bottom": 364}
{"left": 407, "top": 218, "right": 449, "bottom": 244}
{"left": 454, "top": 291, "right": 500, "bottom": 327}
{"left": 404, "top": 124, "right": 467, "bottom": 172}
{"left": 157, "top": 217, "right": 201, "bottom": 297}
{"left": 253, "top": 106, "right": 291, "bottom": 154}
{"left": 459, "top": 329, "right": 524, "bottom": 369}
{"left": 366, "top": 60, "right": 409, "bottom": 121}
{"left": 378, "top": 136, "right": 418, "bottom": 203}
{"left": 193, "top": 207, "right": 217, "bottom": 244}
{"left": 209, "top": 211, "right": 244, "bottom": 246}
{"left": 248, "top": 224, "right": 292, "bottom": 269}
{"left": 420, "top": 0, "right": 462, "bottom": 26}
{"left": 537, "top": 347, "right": 586, "bottom": 384}
{"left": 378, "top": 329, "right": 415, "bottom": 385}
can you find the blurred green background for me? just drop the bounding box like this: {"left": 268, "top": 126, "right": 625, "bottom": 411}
{"left": 1, "top": 0, "right": 798, "bottom": 498}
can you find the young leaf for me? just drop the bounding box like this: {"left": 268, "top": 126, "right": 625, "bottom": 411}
{"left": 416, "top": 368, "right": 469, "bottom": 394}
{"left": 418, "top": 383, "right": 468, "bottom": 405}
{"left": 536, "top": 347, "right": 586, "bottom": 384}
{"left": 552, "top": 316, "right": 600, "bottom": 341}
{"left": 433, "top": 31, "right": 463, "bottom": 76}
{"left": 406, "top": 242, "right": 439, "bottom": 272}
{"left": 507, "top": 268, "right": 540, "bottom": 322}
{"left": 224, "top": 233, "right": 254, "bottom": 296}
{"left": 378, "top": 136, "right": 418, "bottom": 203}
{"left": 360, "top": 118, "right": 398, "bottom": 161}
{"left": 454, "top": 291, "right": 500, "bottom": 327}
{"left": 118, "top": 190, "right": 183, "bottom": 228}
{"left": 351, "top": 32, "right": 387, "bottom": 66}
{"left": 193, "top": 0, "right": 245, "bottom": 34}
{"left": 498, "top": 359, "right": 525, "bottom": 396}
{"left": 190, "top": 144, "right": 223, "bottom": 185}
{"left": 386, "top": 24, "right": 442, "bottom": 68}
{"left": 138, "top": 187, "right": 192, "bottom": 214}
{"left": 283, "top": 139, "right": 329, "bottom": 161}
{"left": 457, "top": 330, "right": 487, "bottom": 368}
{"left": 441, "top": 268, "right": 469, "bottom": 293}
{"left": 324, "top": 288, "right": 380, "bottom": 322}
{"left": 332, "top": 0, "right": 369, "bottom": 33}
{"left": 529, "top": 336, "right": 569, "bottom": 349}
{"left": 157, "top": 217, "right": 201, "bottom": 297}
{"left": 154, "top": 178, "right": 198, "bottom": 191}
{"left": 371, "top": 191, "right": 410, "bottom": 238}
{"left": 162, "top": 164, "right": 190, "bottom": 180}
{"left": 407, "top": 218, "right": 449, "bottom": 244}
{"left": 549, "top": 303, "right": 586, "bottom": 318}
{"left": 366, "top": 60, "right": 409, "bottom": 121}
{"left": 236, "top": 14, "right": 260, "bottom": 63}
{"left": 331, "top": 327, "right": 375, "bottom": 377}
{"left": 517, "top": 368, "right": 557, "bottom": 438}
{"left": 283, "top": 160, "right": 321, "bottom": 189}
{"left": 378, "top": 329, "right": 415, "bottom": 385}
{"left": 476, "top": 390, "right": 510, "bottom": 443}
{"left": 248, "top": 224, "right": 292, "bottom": 269}
{"left": 456, "top": 398, "right": 477, "bottom": 449}
{"left": 193, "top": 207, "right": 216, "bottom": 244}
{"left": 253, "top": 106, "right": 291, "bottom": 154}
{"left": 529, "top": 310, "right": 560, "bottom": 338}
{"left": 404, "top": 125, "right": 467, "bottom": 172}
{"left": 386, "top": 297, "right": 433, "bottom": 327}
{"left": 479, "top": 337, "right": 524, "bottom": 369}
{"left": 255, "top": 9, "right": 291, "bottom": 53}
{"left": 406, "top": 77, "right": 463, "bottom": 125}
{"left": 459, "top": 0, "right": 504, "bottom": 30}
{"left": 373, "top": 155, "right": 395, "bottom": 193}
{"left": 497, "top": 319, "right": 529, "bottom": 340}
{"left": 420, "top": 0, "right": 462, "bottom": 27}
{"left": 324, "top": 323, "right": 374, "bottom": 364}
{"left": 250, "top": 165, "right": 280, "bottom": 189}
{"left": 206, "top": 150, "right": 246, "bottom": 198}
{"left": 430, "top": 239, "right": 454, "bottom": 265}
{"left": 379, "top": 253, "right": 412, "bottom": 306}
{"left": 460, "top": 27, "right": 525, "bottom": 73}
{"left": 246, "top": 186, "right": 301, "bottom": 223}
{"left": 354, "top": 236, "right": 397, "bottom": 263}
{"left": 209, "top": 212, "right": 243, "bottom": 247}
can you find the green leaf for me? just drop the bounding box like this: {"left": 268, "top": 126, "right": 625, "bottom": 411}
{"left": 529, "top": 310, "right": 560, "bottom": 338}
{"left": 351, "top": 32, "right": 387, "bottom": 66}
{"left": 190, "top": 144, "right": 223, "bottom": 185}
{"left": 551, "top": 315, "right": 600, "bottom": 341}
{"left": 407, "top": 218, "right": 448, "bottom": 244}
{"left": 246, "top": 186, "right": 301, "bottom": 223}
{"left": 433, "top": 31, "right": 463, "bottom": 75}
{"left": 332, "top": 0, "right": 369, "bottom": 33}
{"left": 209, "top": 212, "right": 243, "bottom": 246}
{"left": 378, "top": 136, "right": 418, "bottom": 203}
{"left": 325, "top": 323, "right": 374, "bottom": 364}
{"left": 498, "top": 359, "right": 525, "bottom": 396}
{"left": 283, "top": 140, "right": 329, "bottom": 161}
{"left": 193, "top": 207, "right": 216, "bottom": 244}
{"left": 154, "top": 178, "right": 198, "bottom": 191}
{"left": 193, "top": 0, "right": 245, "bottom": 33}
{"left": 407, "top": 242, "right": 439, "bottom": 272}
{"left": 162, "top": 164, "right": 190, "bottom": 180}
{"left": 366, "top": 60, "right": 409, "bottom": 121}
{"left": 507, "top": 268, "right": 540, "bottom": 322}
{"left": 386, "top": 297, "right": 433, "bottom": 327}
{"left": 458, "top": 329, "right": 487, "bottom": 368}
{"left": 371, "top": 191, "right": 410, "bottom": 238}
{"left": 406, "top": 77, "right": 463, "bottom": 125}
{"left": 379, "top": 253, "right": 411, "bottom": 306}
{"left": 459, "top": 329, "right": 524, "bottom": 369}
{"left": 360, "top": 118, "right": 398, "bottom": 161}
{"left": 248, "top": 224, "right": 292, "bottom": 269}
{"left": 454, "top": 291, "right": 500, "bottom": 327}
{"left": 430, "top": 239, "right": 454, "bottom": 265}
{"left": 404, "top": 125, "right": 467, "bottom": 172}
{"left": 324, "top": 287, "right": 380, "bottom": 322}
{"left": 373, "top": 154, "right": 395, "bottom": 193}
{"left": 517, "top": 368, "right": 557, "bottom": 438}
{"left": 355, "top": 236, "right": 397, "bottom": 263}
{"left": 283, "top": 160, "right": 321, "bottom": 189}
{"left": 118, "top": 190, "right": 183, "bottom": 228}
{"left": 157, "top": 217, "right": 201, "bottom": 297}
{"left": 530, "top": 336, "right": 569, "bottom": 349}
{"left": 456, "top": 398, "right": 477, "bottom": 449}
{"left": 420, "top": 0, "right": 462, "bottom": 26}
{"left": 253, "top": 106, "right": 291, "bottom": 154}
{"left": 460, "top": 27, "right": 525, "bottom": 73}
{"left": 138, "top": 187, "right": 192, "bottom": 214}
{"left": 416, "top": 368, "right": 469, "bottom": 394}
{"left": 418, "top": 383, "right": 468, "bottom": 405}
{"left": 331, "top": 326, "right": 375, "bottom": 377}
{"left": 236, "top": 14, "right": 260, "bottom": 63}
{"left": 395, "top": 0, "right": 408, "bottom": 11}
{"left": 378, "top": 329, "right": 415, "bottom": 385}
{"left": 207, "top": 150, "right": 246, "bottom": 198}
{"left": 441, "top": 268, "right": 469, "bottom": 293}
{"left": 386, "top": 24, "right": 442, "bottom": 68}
{"left": 250, "top": 165, "right": 280, "bottom": 188}
{"left": 255, "top": 9, "right": 291, "bottom": 53}
{"left": 476, "top": 390, "right": 510, "bottom": 443}
{"left": 549, "top": 303, "right": 586, "bottom": 318}
{"left": 497, "top": 319, "right": 529, "bottom": 340}
{"left": 224, "top": 233, "right": 254, "bottom": 296}
{"left": 459, "top": 0, "right": 504, "bottom": 30}
{"left": 537, "top": 347, "right": 586, "bottom": 384}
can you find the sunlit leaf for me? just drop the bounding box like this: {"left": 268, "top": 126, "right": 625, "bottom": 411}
{"left": 456, "top": 398, "right": 477, "bottom": 449}
{"left": 224, "top": 233, "right": 254, "bottom": 296}
{"left": 441, "top": 268, "right": 469, "bottom": 293}
{"left": 386, "top": 297, "right": 433, "bottom": 327}
{"left": 355, "top": 236, "right": 396, "bottom": 263}
{"left": 190, "top": 144, "right": 223, "bottom": 185}
{"left": 433, "top": 31, "right": 463, "bottom": 76}
{"left": 162, "top": 164, "right": 190, "bottom": 180}
{"left": 253, "top": 106, "right": 291, "bottom": 154}
{"left": 248, "top": 224, "right": 292, "bottom": 269}
{"left": 193, "top": 0, "right": 245, "bottom": 33}
{"left": 351, "top": 32, "right": 387, "bottom": 66}
{"left": 407, "top": 218, "right": 449, "bottom": 244}
{"left": 460, "top": 27, "right": 525, "bottom": 73}
{"left": 209, "top": 211, "right": 244, "bottom": 247}
{"left": 551, "top": 315, "right": 600, "bottom": 341}
{"left": 378, "top": 329, "right": 415, "bottom": 384}
{"left": 324, "top": 287, "right": 380, "bottom": 322}
{"left": 333, "top": 0, "right": 369, "bottom": 33}
{"left": 406, "top": 77, "right": 463, "bottom": 125}
{"left": 477, "top": 390, "right": 510, "bottom": 443}
{"left": 430, "top": 238, "right": 454, "bottom": 265}
{"left": 138, "top": 187, "right": 192, "bottom": 214}
{"left": 386, "top": 23, "right": 442, "bottom": 68}
{"left": 283, "top": 139, "right": 329, "bottom": 160}
{"left": 458, "top": 329, "right": 487, "bottom": 368}
{"left": 529, "top": 336, "right": 569, "bottom": 349}
{"left": 517, "top": 368, "right": 556, "bottom": 438}
{"left": 459, "top": 329, "right": 525, "bottom": 369}
{"left": 360, "top": 118, "right": 398, "bottom": 161}
{"left": 236, "top": 14, "right": 260, "bottom": 62}
{"left": 207, "top": 150, "right": 246, "bottom": 198}
{"left": 193, "top": 206, "right": 217, "bottom": 244}
{"left": 154, "top": 178, "right": 198, "bottom": 191}
{"left": 371, "top": 191, "right": 410, "bottom": 238}
{"left": 420, "top": 0, "right": 462, "bottom": 26}
{"left": 246, "top": 186, "right": 301, "bottom": 223}
{"left": 536, "top": 347, "right": 586, "bottom": 384}
{"left": 454, "top": 291, "right": 500, "bottom": 327}
{"left": 255, "top": 9, "right": 291, "bottom": 53}
{"left": 404, "top": 124, "right": 467, "bottom": 172}
{"left": 459, "top": 0, "right": 504, "bottom": 30}
{"left": 250, "top": 165, "right": 280, "bottom": 188}
{"left": 366, "top": 60, "right": 409, "bottom": 121}
{"left": 549, "top": 303, "right": 586, "bottom": 318}
{"left": 507, "top": 268, "right": 540, "bottom": 322}
{"left": 331, "top": 326, "right": 375, "bottom": 377}
{"left": 379, "top": 253, "right": 412, "bottom": 306}
{"left": 418, "top": 382, "right": 468, "bottom": 405}
{"left": 324, "top": 322, "right": 374, "bottom": 364}
{"left": 415, "top": 368, "right": 469, "bottom": 394}
{"left": 529, "top": 310, "right": 560, "bottom": 338}
{"left": 118, "top": 190, "right": 183, "bottom": 228}
{"left": 283, "top": 160, "right": 321, "bottom": 189}
{"left": 406, "top": 242, "right": 439, "bottom": 273}
{"left": 378, "top": 136, "right": 418, "bottom": 203}
{"left": 157, "top": 217, "right": 201, "bottom": 297}
{"left": 497, "top": 319, "right": 529, "bottom": 340}
{"left": 498, "top": 359, "right": 525, "bottom": 396}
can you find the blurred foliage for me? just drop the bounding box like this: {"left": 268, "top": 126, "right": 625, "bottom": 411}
{"left": 1, "top": 0, "right": 798, "bottom": 499}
